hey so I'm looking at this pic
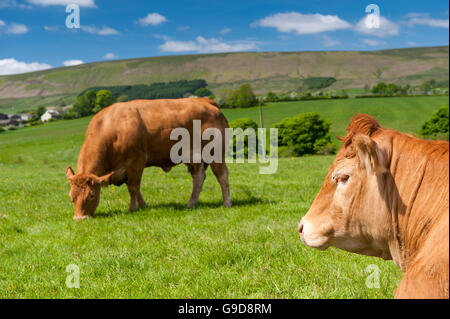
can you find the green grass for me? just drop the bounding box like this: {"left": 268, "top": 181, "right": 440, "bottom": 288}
{"left": 0, "top": 96, "right": 447, "bottom": 298}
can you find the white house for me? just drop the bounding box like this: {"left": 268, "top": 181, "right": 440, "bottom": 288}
{"left": 21, "top": 113, "right": 35, "bottom": 121}
{"left": 41, "top": 110, "right": 61, "bottom": 122}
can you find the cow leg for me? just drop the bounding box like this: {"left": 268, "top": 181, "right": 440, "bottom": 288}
{"left": 126, "top": 166, "right": 146, "bottom": 211}
{"left": 186, "top": 163, "right": 206, "bottom": 208}
{"left": 211, "top": 162, "right": 231, "bottom": 207}
{"left": 137, "top": 190, "right": 148, "bottom": 209}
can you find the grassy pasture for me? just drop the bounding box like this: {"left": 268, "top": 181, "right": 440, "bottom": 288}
{"left": 0, "top": 96, "right": 447, "bottom": 298}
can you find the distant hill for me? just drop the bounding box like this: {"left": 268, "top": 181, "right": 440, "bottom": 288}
{"left": 0, "top": 46, "right": 448, "bottom": 112}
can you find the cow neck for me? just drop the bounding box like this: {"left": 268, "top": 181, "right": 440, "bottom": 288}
{"left": 387, "top": 133, "right": 448, "bottom": 272}
{"left": 76, "top": 137, "right": 109, "bottom": 178}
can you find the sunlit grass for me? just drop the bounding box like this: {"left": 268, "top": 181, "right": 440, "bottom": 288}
{"left": 1, "top": 96, "right": 444, "bottom": 298}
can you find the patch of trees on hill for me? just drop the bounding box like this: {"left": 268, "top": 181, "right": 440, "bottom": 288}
{"left": 301, "top": 77, "right": 337, "bottom": 91}
{"left": 79, "top": 79, "right": 208, "bottom": 101}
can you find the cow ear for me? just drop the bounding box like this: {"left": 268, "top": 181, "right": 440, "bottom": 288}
{"left": 96, "top": 167, "right": 126, "bottom": 187}
{"left": 353, "top": 134, "right": 387, "bottom": 175}
{"left": 65, "top": 166, "right": 75, "bottom": 180}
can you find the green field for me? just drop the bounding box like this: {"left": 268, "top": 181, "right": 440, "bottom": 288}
{"left": 0, "top": 96, "right": 447, "bottom": 298}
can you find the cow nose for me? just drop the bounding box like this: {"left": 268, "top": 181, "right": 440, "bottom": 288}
{"left": 298, "top": 221, "right": 304, "bottom": 235}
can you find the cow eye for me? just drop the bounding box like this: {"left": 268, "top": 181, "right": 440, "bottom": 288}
{"left": 335, "top": 174, "right": 350, "bottom": 185}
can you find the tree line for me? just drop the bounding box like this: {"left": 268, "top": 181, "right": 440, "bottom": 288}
{"left": 70, "top": 79, "right": 211, "bottom": 118}
{"left": 79, "top": 80, "right": 209, "bottom": 102}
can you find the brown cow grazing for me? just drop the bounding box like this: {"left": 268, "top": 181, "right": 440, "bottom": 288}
{"left": 298, "top": 114, "right": 449, "bottom": 299}
{"left": 66, "top": 98, "right": 231, "bottom": 220}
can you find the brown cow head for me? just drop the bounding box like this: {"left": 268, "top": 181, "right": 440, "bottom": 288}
{"left": 298, "top": 114, "right": 393, "bottom": 260}
{"left": 65, "top": 167, "right": 125, "bottom": 220}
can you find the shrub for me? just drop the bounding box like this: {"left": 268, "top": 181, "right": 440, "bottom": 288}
{"left": 228, "top": 118, "right": 259, "bottom": 158}
{"left": 62, "top": 112, "right": 77, "bottom": 120}
{"left": 93, "top": 89, "right": 116, "bottom": 113}
{"left": 220, "top": 84, "right": 258, "bottom": 108}
{"left": 0, "top": 126, "right": 5, "bottom": 133}
{"left": 194, "top": 88, "right": 213, "bottom": 97}
{"left": 420, "top": 105, "right": 449, "bottom": 140}
{"left": 274, "top": 112, "right": 335, "bottom": 157}
{"left": 73, "top": 90, "right": 96, "bottom": 117}
{"left": 36, "top": 106, "right": 46, "bottom": 117}
{"left": 265, "top": 91, "right": 279, "bottom": 102}
{"left": 371, "top": 82, "right": 403, "bottom": 95}
{"left": 117, "top": 94, "right": 129, "bottom": 102}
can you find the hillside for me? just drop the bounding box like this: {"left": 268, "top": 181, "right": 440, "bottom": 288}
{"left": 0, "top": 46, "right": 448, "bottom": 112}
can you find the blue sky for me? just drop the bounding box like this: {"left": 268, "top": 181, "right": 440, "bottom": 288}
{"left": 0, "top": 0, "right": 448, "bottom": 75}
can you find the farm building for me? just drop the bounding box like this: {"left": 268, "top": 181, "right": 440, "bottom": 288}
{"left": 20, "top": 113, "right": 35, "bottom": 121}
{"left": 0, "top": 118, "right": 21, "bottom": 127}
{"left": 41, "top": 110, "right": 62, "bottom": 122}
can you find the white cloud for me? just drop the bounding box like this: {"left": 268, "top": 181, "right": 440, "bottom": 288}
{"left": 363, "top": 39, "right": 387, "bottom": 46}
{"left": 252, "top": 12, "right": 351, "bottom": 35}
{"left": 177, "top": 25, "right": 190, "bottom": 31}
{"left": 138, "top": 13, "right": 167, "bottom": 26}
{"left": 220, "top": 27, "right": 231, "bottom": 35}
{"left": 407, "top": 41, "right": 418, "bottom": 47}
{"left": 159, "top": 36, "right": 258, "bottom": 53}
{"left": 44, "top": 25, "right": 59, "bottom": 31}
{"left": 0, "top": 58, "right": 51, "bottom": 75}
{"left": 404, "top": 13, "right": 449, "bottom": 28}
{"left": 26, "top": 0, "right": 96, "bottom": 7}
{"left": 0, "top": 21, "right": 29, "bottom": 34}
{"left": 63, "top": 59, "right": 84, "bottom": 66}
{"left": 6, "top": 23, "right": 28, "bottom": 34}
{"left": 321, "top": 35, "right": 340, "bottom": 47}
{"left": 354, "top": 15, "right": 399, "bottom": 37}
{"left": 103, "top": 53, "right": 118, "bottom": 60}
{"left": 81, "top": 25, "right": 119, "bottom": 35}
{"left": 0, "top": 0, "right": 32, "bottom": 8}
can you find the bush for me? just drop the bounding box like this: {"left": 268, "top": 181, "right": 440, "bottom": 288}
{"left": 0, "top": 126, "right": 5, "bottom": 133}
{"left": 93, "top": 89, "right": 116, "bottom": 113}
{"left": 36, "top": 106, "right": 46, "bottom": 117}
{"left": 220, "top": 84, "right": 258, "bottom": 108}
{"left": 194, "top": 88, "right": 213, "bottom": 97}
{"left": 73, "top": 90, "right": 96, "bottom": 117}
{"left": 117, "top": 94, "right": 129, "bottom": 102}
{"left": 62, "top": 112, "right": 77, "bottom": 120}
{"left": 420, "top": 105, "right": 449, "bottom": 140}
{"left": 265, "top": 91, "right": 279, "bottom": 102}
{"left": 274, "top": 112, "right": 335, "bottom": 157}
{"left": 228, "top": 118, "right": 259, "bottom": 158}
{"left": 371, "top": 82, "right": 404, "bottom": 95}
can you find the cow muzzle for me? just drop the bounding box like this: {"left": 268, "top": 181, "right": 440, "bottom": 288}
{"left": 298, "top": 218, "right": 330, "bottom": 250}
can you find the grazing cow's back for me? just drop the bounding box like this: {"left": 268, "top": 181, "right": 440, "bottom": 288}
{"left": 298, "top": 114, "right": 449, "bottom": 299}
{"left": 66, "top": 98, "right": 231, "bottom": 220}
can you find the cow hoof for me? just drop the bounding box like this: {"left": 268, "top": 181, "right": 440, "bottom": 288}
{"left": 223, "top": 201, "right": 232, "bottom": 208}
{"left": 73, "top": 216, "right": 90, "bottom": 221}
{"left": 187, "top": 202, "right": 197, "bottom": 208}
